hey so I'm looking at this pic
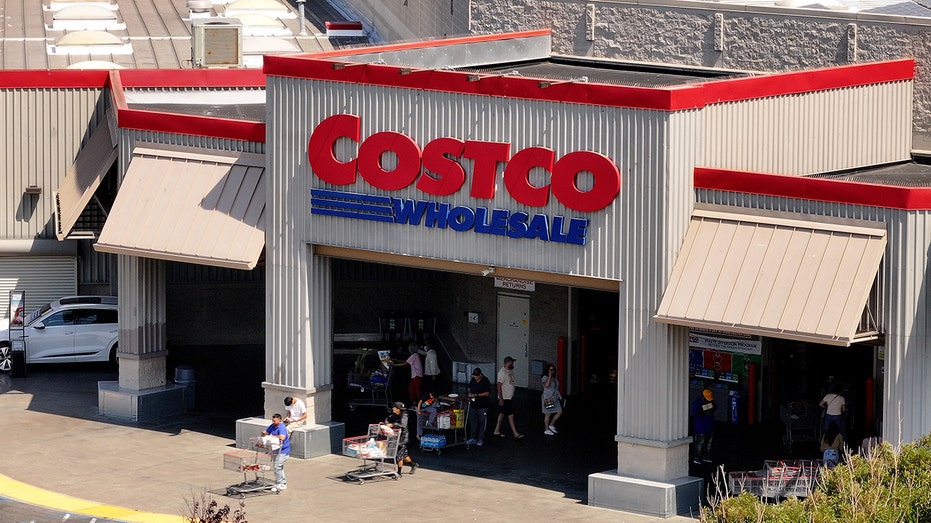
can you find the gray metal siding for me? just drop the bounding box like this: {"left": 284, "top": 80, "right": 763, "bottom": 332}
{"left": 703, "top": 81, "right": 913, "bottom": 175}
{"left": 695, "top": 189, "right": 931, "bottom": 446}
{"left": 0, "top": 257, "right": 77, "bottom": 319}
{"left": 275, "top": 76, "right": 682, "bottom": 281}
{"left": 0, "top": 88, "right": 107, "bottom": 240}
{"left": 118, "top": 130, "right": 265, "bottom": 175}
{"left": 268, "top": 75, "right": 702, "bottom": 440}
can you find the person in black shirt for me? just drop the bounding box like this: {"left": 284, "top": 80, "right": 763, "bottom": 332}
{"left": 384, "top": 401, "right": 419, "bottom": 475}
{"left": 466, "top": 367, "right": 492, "bottom": 446}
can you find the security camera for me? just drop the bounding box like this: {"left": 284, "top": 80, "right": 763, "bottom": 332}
{"left": 481, "top": 267, "right": 495, "bottom": 277}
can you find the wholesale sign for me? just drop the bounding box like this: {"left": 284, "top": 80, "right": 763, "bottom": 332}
{"left": 307, "top": 114, "right": 621, "bottom": 246}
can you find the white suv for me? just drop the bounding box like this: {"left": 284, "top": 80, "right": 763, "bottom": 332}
{"left": 0, "top": 296, "right": 118, "bottom": 372}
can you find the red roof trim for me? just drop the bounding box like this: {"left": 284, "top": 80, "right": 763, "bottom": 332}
{"left": 285, "top": 29, "right": 552, "bottom": 60}
{"left": 116, "top": 69, "right": 265, "bottom": 88}
{"left": 118, "top": 109, "right": 266, "bottom": 143}
{"left": 702, "top": 59, "right": 914, "bottom": 103}
{"left": 694, "top": 167, "right": 931, "bottom": 210}
{"left": 0, "top": 69, "right": 110, "bottom": 88}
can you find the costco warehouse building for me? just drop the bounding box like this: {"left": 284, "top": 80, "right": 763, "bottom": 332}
{"left": 4, "top": 28, "right": 931, "bottom": 516}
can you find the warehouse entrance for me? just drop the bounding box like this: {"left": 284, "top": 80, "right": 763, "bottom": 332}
{"left": 328, "top": 258, "right": 620, "bottom": 489}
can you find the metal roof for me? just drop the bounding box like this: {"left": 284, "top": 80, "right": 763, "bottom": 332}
{"left": 811, "top": 160, "right": 931, "bottom": 187}
{"left": 0, "top": 0, "right": 351, "bottom": 69}
{"left": 467, "top": 56, "right": 747, "bottom": 88}
{"left": 708, "top": 0, "right": 931, "bottom": 16}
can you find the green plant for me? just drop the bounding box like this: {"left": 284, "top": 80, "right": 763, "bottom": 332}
{"left": 701, "top": 435, "right": 931, "bottom": 523}
{"left": 184, "top": 489, "right": 247, "bottom": 523}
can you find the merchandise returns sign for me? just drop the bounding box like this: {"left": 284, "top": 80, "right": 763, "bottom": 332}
{"left": 307, "top": 114, "right": 621, "bottom": 246}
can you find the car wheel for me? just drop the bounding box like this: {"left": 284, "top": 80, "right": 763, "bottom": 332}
{"left": 0, "top": 345, "right": 12, "bottom": 373}
{"left": 109, "top": 345, "right": 118, "bottom": 367}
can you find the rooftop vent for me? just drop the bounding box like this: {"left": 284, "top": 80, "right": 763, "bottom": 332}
{"left": 187, "top": 0, "right": 213, "bottom": 12}
{"left": 192, "top": 18, "right": 243, "bottom": 68}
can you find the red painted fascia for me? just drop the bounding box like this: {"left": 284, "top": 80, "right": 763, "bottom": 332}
{"left": 0, "top": 69, "right": 110, "bottom": 88}
{"left": 702, "top": 59, "right": 914, "bottom": 104}
{"left": 695, "top": 167, "right": 931, "bottom": 210}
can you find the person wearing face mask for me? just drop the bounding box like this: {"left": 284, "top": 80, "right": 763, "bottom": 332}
{"left": 493, "top": 356, "right": 524, "bottom": 439}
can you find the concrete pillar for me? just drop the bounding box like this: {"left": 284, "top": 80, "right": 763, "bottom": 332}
{"left": 99, "top": 256, "right": 185, "bottom": 421}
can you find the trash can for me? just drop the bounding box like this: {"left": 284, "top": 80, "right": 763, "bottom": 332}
{"left": 174, "top": 365, "right": 196, "bottom": 410}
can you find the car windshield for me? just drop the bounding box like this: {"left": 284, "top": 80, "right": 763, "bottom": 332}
{"left": 26, "top": 303, "right": 53, "bottom": 326}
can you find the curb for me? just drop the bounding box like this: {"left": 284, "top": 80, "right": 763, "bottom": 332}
{"left": 0, "top": 473, "right": 183, "bottom": 523}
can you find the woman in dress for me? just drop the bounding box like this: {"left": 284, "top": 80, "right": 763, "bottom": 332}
{"left": 541, "top": 364, "right": 563, "bottom": 435}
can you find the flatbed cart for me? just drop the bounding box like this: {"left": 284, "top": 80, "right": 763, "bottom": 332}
{"left": 420, "top": 394, "right": 470, "bottom": 455}
{"left": 780, "top": 401, "right": 821, "bottom": 452}
{"left": 342, "top": 423, "right": 401, "bottom": 484}
{"left": 223, "top": 437, "right": 281, "bottom": 497}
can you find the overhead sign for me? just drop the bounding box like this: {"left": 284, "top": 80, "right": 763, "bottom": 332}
{"left": 306, "top": 114, "right": 621, "bottom": 246}
{"left": 494, "top": 277, "right": 536, "bottom": 292}
{"left": 689, "top": 329, "right": 762, "bottom": 356}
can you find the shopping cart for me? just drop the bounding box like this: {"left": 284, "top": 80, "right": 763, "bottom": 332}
{"left": 342, "top": 423, "right": 401, "bottom": 484}
{"left": 780, "top": 401, "right": 821, "bottom": 451}
{"left": 223, "top": 436, "right": 281, "bottom": 497}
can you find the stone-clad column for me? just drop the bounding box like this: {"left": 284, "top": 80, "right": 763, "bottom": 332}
{"left": 98, "top": 255, "right": 181, "bottom": 421}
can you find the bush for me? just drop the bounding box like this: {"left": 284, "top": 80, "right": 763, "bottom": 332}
{"left": 702, "top": 435, "right": 931, "bottom": 523}
{"left": 184, "top": 489, "right": 247, "bottom": 523}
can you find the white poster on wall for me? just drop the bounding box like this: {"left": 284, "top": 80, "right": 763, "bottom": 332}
{"left": 688, "top": 329, "right": 762, "bottom": 355}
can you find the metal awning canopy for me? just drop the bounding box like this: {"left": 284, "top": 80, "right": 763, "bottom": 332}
{"left": 55, "top": 112, "right": 118, "bottom": 240}
{"left": 94, "top": 144, "right": 266, "bottom": 270}
{"left": 655, "top": 205, "right": 886, "bottom": 346}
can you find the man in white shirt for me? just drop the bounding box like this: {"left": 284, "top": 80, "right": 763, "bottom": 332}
{"left": 493, "top": 356, "right": 524, "bottom": 439}
{"left": 283, "top": 396, "right": 307, "bottom": 434}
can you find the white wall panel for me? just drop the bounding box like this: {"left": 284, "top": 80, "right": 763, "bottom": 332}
{"left": 0, "top": 257, "right": 77, "bottom": 319}
{"left": 704, "top": 81, "right": 912, "bottom": 175}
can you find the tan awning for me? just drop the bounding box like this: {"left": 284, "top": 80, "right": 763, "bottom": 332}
{"left": 55, "top": 112, "right": 118, "bottom": 240}
{"left": 655, "top": 205, "right": 886, "bottom": 346}
{"left": 95, "top": 144, "right": 266, "bottom": 270}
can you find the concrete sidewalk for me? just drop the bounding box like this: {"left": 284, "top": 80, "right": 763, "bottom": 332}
{"left": 0, "top": 367, "right": 699, "bottom": 523}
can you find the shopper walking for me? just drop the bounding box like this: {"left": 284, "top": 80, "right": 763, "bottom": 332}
{"left": 466, "top": 367, "right": 492, "bottom": 445}
{"left": 690, "top": 388, "right": 716, "bottom": 464}
{"left": 541, "top": 363, "right": 563, "bottom": 435}
{"left": 820, "top": 383, "right": 847, "bottom": 440}
{"left": 261, "top": 413, "right": 290, "bottom": 490}
{"left": 384, "top": 402, "right": 419, "bottom": 475}
{"left": 394, "top": 344, "right": 424, "bottom": 406}
{"left": 493, "top": 356, "right": 524, "bottom": 439}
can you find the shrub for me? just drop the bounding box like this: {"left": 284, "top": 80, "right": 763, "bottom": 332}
{"left": 183, "top": 489, "right": 247, "bottom": 523}
{"left": 701, "top": 435, "right": 931, "bottom": 523}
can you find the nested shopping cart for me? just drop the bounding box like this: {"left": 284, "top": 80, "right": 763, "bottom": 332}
{"left": 342, "top": 423, "right": 401, "bottom": 484}
{"left": 780, "top": 401, "right": 821, "bottom": 451}
{"left": 223, "top": 436, "right": 282, "bottom": 497}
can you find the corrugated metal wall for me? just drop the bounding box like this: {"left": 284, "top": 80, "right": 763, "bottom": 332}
{"left": 703, "top": 81, "right": 913, "bottom": 175}
{"left": 0, "top": 257, "right": 77, "bottom": 319}
{"left": 118, "top": 130, "right": 265, "bottom": 174}
{"left": 282, "top": 77, "right": 673, "bottom": 281}
{"left": 267, "top": 75, "right": 703, "bottom": 448}
{"left": 0, "top": 88, "right": 107, "bottom": 239}
{"left": 696, "top": 188, "right": 930, "bottom": 446}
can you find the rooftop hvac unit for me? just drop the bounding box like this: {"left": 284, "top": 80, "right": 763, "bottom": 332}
{"left": 192, "top": 18, "right": 243, "bottom": 68}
